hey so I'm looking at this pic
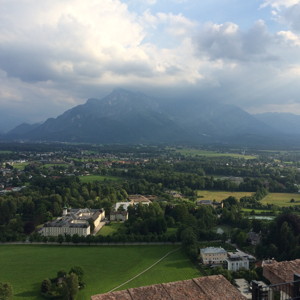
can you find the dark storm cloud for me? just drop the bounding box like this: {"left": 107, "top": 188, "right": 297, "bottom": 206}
{"left": 0, "top": 45, "right": 57, "bottom": 82}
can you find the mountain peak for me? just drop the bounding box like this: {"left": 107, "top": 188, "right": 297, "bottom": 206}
{"left": 5, "top": 90, "right": 296, "bottom": 146}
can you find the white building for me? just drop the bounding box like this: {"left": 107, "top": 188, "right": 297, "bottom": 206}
{"left": 226, "top": 252, "right": 250, "bottom": 271}
{"left": 200, "top": 247, "right": 228, "bottom": 265}
{"left": 110, "top": 211, "right": 128, "bottom": 222}
{"left": 41, "top": 208, "right": 105, "bottom": 237}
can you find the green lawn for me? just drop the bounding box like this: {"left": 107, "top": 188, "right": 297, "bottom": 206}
{"left": 97, "top": 222, "right": 124, "bottom": 236}
{"left": 197, "top": 190, "right": 253, "bottom": 202}
{"left": 175, "top": 148, "right": 256, "bottom": 159}
{"left": 120, "top": 248, "right": 200, "bottom": 291}
{"left": 0, "top": 245, "right": 199, "bottom": 299}
{"left": 261, "top": 193, "right": 300, "bottom": 207}
{"left": 79, "top": 175, "right": 120, "bottom": 183}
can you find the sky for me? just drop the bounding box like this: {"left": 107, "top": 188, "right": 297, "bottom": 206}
{"left": 1, "top": 0, "right": 300, "bottom": 129}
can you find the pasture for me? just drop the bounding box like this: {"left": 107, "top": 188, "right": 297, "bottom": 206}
{"left": 197, "top": 190, "right": 253, "bottom": 202}
{"left": 0, "top": 244, "right": 199, "bottom": 299}
{"left": 175, "top": 148, "right": 256, "bottom": 159}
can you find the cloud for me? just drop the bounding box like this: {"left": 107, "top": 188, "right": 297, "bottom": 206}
{"left": 1, "top": 0, "right": 300, "bottom": 124}
{"left": 194, "top": 20, "right": 276, "bottom": 62}
{"left": 261, "top": 0, "right": 300, "bottom": 9}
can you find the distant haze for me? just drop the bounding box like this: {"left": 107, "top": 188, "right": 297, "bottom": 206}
{"left": 1, "top": 0, "right": 300, "bottom": 128}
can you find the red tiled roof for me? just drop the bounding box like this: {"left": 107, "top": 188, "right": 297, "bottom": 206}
{"left": 91, "top": 275, "right": 246, "bottom": 300}
{"left": 264, "top": 259, "right": 300, "bottom": 283}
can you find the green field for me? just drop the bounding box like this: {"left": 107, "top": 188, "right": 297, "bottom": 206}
{"left": 0, "top": 245, "right": 199, "bottom": 299}
{"left": 12, "top": 162, "right": 29, "bottom": 170}
{"left": 197, "top": 190, "right": 253, "bottom": 202}
{"left": 175, "top": 148, "right": 256, "bottom": 159}
{"left": 197, "top": 191, "right": 300, "bottom": 207}
{"left": 97, "top": 222, "right": 124, "bottom": 236}
{"left": 261, "top": 193, "right": 300, "bottom": 207}
{"left": 79, "top": 175, "right": 120, "bottom": 183}
{"left": 0, "top": 150, "right": 13, "bottom": 154}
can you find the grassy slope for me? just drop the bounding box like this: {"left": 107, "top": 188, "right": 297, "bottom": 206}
{"left": 0, "top": 245, "right": 199, "bottom": 299}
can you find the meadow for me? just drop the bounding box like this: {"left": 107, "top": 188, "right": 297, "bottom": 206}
{"left": 79, "top": 175, "right": 120, "bottom": 183}
{"left": 197, "top": 190, "right": 253, "bottom": 202}
{"left": 0, "top": 245, "right": 199, "bottom": 299}
{"left": 175, "top": 148, "right": 256, "bottom": 159}
{"left": 261, "top": 193, "right": 300, "bottom": 207}
{"left": 197, "top": 190, "right": 300, "bottom": 207}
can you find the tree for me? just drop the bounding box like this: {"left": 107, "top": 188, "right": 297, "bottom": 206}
{"left": 66, "top": 273, "right": 79, "bottom": 300}
{"left": 57, "top": 270, "right": 67, "bottom": 278}
{"left": 57, "top": 234, "right": 64, "bottom": 244}
{"left": 0, "top": 282, "right": 13, "bottom": 300}
{"left": 40, "top": 279, "right": 51, "bottom": 294}
{"left": 181, "top": 227, "right": 197, "bottom": 247}
{"left": 69, "top": 266, "right": 84, "bottom": 287}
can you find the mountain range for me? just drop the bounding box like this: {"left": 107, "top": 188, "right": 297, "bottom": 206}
{"left": 3, "top": 89, "right": 300, "bottom": 146}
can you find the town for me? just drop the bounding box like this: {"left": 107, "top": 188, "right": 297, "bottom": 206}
{"left": 1, "top": 143, "right": 300, "bottom": 299}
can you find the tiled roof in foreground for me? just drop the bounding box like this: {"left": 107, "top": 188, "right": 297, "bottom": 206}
{"left": 264, "top": 259, "right": 300, "bottom": 283}
{"left": 91, "top": 275, "right": 246, "bottom": 300}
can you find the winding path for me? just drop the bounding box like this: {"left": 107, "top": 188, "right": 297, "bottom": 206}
{"left": 108, "top": 247, "right": 181, "bottom": 293}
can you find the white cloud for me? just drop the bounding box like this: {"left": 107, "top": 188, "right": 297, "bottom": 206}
{"left": 261, "top": 0, "right": 300, "bottom": 9}
{"left": 1, "top": 0, "right": 300, "bottom": 122}
{"left": 277, "top": 31, "right": 300, "bottom": 46}
{"left": 0, "top": 0, "right": 209, "bottom": 120}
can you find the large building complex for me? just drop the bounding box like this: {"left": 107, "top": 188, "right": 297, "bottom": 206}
{"left": 41, "top": 208, "right": 105, "bottom": 236}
